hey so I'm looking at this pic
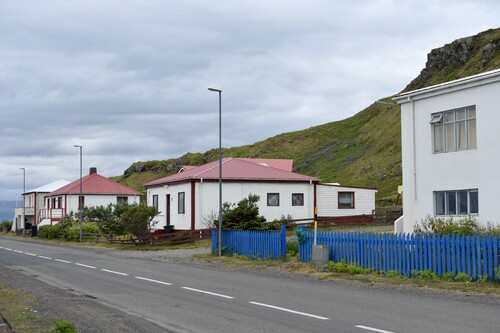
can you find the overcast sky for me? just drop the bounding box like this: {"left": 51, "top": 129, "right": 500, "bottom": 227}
{"left": 1, "top": 1, "right": 498, "bottom": 200}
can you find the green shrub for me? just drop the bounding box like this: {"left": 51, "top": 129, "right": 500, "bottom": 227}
{"left": 412, "top": 270, "right": 438, "bottom": 279}
{"left": 0, "top": 220, "right": 12, "bottom": 232}
{"left": 52, "top": 320, "right": 78, "bottom": 333}
{"left": 385, "top": 270, "right": 404, "bottom": 279}
{"left": 323, "top": 259, "right": 369, "bottom": 275}
{"left": 219, "top": 194, "right": 270, "bottom": 230}
{"left": 121, "top": 205, "right": 159, "bottom": 240}
{"left": 414, "top": 216, "right": 479, "bottom": 235}
{"left": 38, "top": 225, "right": 63, "bottom": 239}
{"left": 286, "top": 240, "right": 299, "bottom": 257}
{"left": 62, "top": 222, "right": 100, "bottom": 241}
{"left": 453, "top": 272, "right": 471, "bottom": 282}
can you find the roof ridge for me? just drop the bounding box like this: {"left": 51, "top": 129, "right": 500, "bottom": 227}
{"left": 193, "top": 158, "right": 232, "bottom": 177}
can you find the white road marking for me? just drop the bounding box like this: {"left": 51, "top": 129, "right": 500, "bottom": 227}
{"left": 38, "top": 256, "right": 52, "bottom": 260}
{"left": 14, "top": 250, "right": 23, "bottom": 253}
{"left": 4, "top": 248, "right": 12, "bottom": 251}
{"left": 135, "top": 276, "right": 172, "bottom": 286}
{"left": 54, "top": 259, "right": 72, "bottom": 264}
{"left": 0, "top": 246, "right": 4, "bottom": 249}
{"left": 25, "top": 253, "right": 37, "bottom": 256}
{"left": 355, "top": 325, "right": 395, "bottom": 333}
{"left": 101, "top": 269, "right": 128, "bottom": 276}
{"left": 75, "top": 263, "right": 97, "bottom": 269}
{"left": 249, "top": 301, "right": 329, "bottom": 320}
{"left": 181, "top": 287, "right": 234, "bottom": 299}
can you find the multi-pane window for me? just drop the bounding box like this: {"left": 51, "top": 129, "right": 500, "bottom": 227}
{"left": 431, "top": 106, "right": 476, "bottom": 153}
{"left": 338, "top": 192, "right": 354, "bottom": 209}
{"left": 178, "top": 192, "right": 185, "bottom": 214}
{"left": 117, "top": 196, "right": 128, "bottom": 204}
{"left": 292, "top": 193, "right": 304, "bottom": 206}
{"left": 434, "top": 189, "right": 478, "bottom": 216}
{"left": 267, "top": 193, "right": 280, "bottom": 206}
{"left": 152, "top": 195, "right": 158, "bottom": 210}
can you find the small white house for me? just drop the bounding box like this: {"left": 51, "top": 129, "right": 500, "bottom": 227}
{"left": 39, "top": 167, "right": 141, "bottom": 226}
{"left": 144, "top": 158, "right": 377, "bottom": 230}
{"left": 393, "top": 68, "right": 500, "bottom": 233}
{"left": 12, "top": 179, "right": 70, "bottom": 231}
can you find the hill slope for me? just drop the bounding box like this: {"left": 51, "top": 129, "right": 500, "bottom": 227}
{"left": 113, "top": 27, "right": 500, "bottom": 204}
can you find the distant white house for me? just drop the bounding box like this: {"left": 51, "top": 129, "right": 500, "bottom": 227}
{"left": 38, "top": 167, "right": 141, "bottom": 226}
{"left": 12, "top": 179, "right": 70, "bottom": 231}
{"left": 393, "top": 68, "right": 500, "bottom": 233}
{"left": 144, "top": 158, "right": 377, "bottom": 230}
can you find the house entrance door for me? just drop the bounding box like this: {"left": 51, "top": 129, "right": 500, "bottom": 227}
{"left": 166, "top": 194, "right": 171, "bottom": 226}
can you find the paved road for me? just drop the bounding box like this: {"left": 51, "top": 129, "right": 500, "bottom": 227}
{"left": 1, "top": 237, "right": 499, "bottom": 333}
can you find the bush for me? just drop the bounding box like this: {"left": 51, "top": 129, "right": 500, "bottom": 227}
{"left": 52, "top": 320, "right": 78, "bottom": 333}
{"left": 121, "top": 205, "right": 159, "bottom": 240}
{"left": 0, "top": 220, "right": 12, "bottom": 232}
{"left": 62, "top": 222, "right": 100, "bottom": 241}
{"left": 286, "top": 240, "right": 299, "bottom": 257}
{"left": 38, "top": 225, "right": 63, "bottom": 239}
{"left": 323, "top": 259, "right": 370, "bottom": 275}
{"left": 414, "top": 216, "right": 500, "bottom": 236}
{"left": 82, "top": 203, "right": 127, "bottom": 235}
{"left": 219, "top": 194, "right": 271, "bottom": 230}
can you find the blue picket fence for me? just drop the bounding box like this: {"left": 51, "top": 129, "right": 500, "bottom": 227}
{"left": 299, "top": 229, "right": 500, "bottom": 280}
{"left": 212, "top": 225, "right": 287, "bottom": 259}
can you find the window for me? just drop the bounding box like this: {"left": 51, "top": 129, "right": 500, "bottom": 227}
{"left": 292, "top": 193, "right": 304, "bottom": 206}
{"left": 178, "top": 192, "right": 185, "bottom": 214}
{"left": 78, "top": 196, "right": 85, "bottom": 210}
{"left": 267, "top": 193, "right": 280, "bottom": 206}
{"left": 152, "top": 195, "right": 158, "bottom": 210}
{"left": 431, "top": 106, "right": 476, "bottom": 153}
{"left": 434, "top": 189, "right": 478, "bottom": 216}
{"left": 338, "top": 192, "right": 354, "bottom": 209}
{"left": 117, "top": 196, "right": 128, "bottom": 204}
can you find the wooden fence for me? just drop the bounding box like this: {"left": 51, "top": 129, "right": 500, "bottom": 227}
{"left": 299, "top": 229, "right": 500, "bottom": 280}
{"left": 212, "top": 225, "right": 287, "bottom": 259}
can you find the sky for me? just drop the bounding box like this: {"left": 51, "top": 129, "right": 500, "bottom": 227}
{"left": 1, "top": 0, "right": 499, "bottom": 200}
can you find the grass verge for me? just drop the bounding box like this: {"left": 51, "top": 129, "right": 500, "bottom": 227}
{"left": 193, "top": 254, "right": 500, "bottom": 297}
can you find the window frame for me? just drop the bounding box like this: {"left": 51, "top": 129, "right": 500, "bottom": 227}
{"left": 338, "top": 191, "right": 355, "bottom": 209}
{"left": 431, "top": 105, "right": 476, "bottom": 153}
{"left": 117, "top": 196, "right": 128, "bottom": 204}
{"left": 434, "top": 189, "right": 478, "bottom": 216}
{"left": 267, "top": 193, "right": 280, "bottom": 207}
{"left": 152, "top": 194, "right": 159, "bottom": 210}
{"left": 178, "top": 192, "right": 185, "bottom": 214}
{"left": 291, "top": 193, "right": 304, "bottom": 207}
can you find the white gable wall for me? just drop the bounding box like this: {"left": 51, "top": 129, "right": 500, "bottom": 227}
{"left": 399, "top": 74, "right": 500, "bottom": 233}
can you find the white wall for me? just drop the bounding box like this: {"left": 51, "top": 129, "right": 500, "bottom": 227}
{"left": 316, "top": 184, "right": 376, "bottom": 217}
{"left": 399, "top": 76, "right": 500, "bottom": 233}
{"left": 63, "top": 194, "right": 141, "bottom": 217}
{"left": 147, "top": 181, "right": 315, "bottom": 230}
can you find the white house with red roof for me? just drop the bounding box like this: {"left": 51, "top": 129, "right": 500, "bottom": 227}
{"left": 144, "top": 158, "right": 377, "bottom": 230}
{"left": 38, "top": 167, "right": 141, "bottom": 226}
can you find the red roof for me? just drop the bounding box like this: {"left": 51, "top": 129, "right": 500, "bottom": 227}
{"left": 144, "top": 158, "right": 317, "bottom": 187}
{"left": 50, "top": 173, "right": 141, "bottom": 196}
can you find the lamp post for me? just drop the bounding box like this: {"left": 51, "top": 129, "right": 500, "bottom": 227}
{"left": 208, "top": 85, "right": 223, "bottom": 256}
{"left": 20, "top": 168, "right": 25, "bottom": 231}
{"left": 74, "top": 145, "right": 83, "bottom": 242}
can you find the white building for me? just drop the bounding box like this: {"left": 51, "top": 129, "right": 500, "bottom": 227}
{"left": 393, "top": 69, "right": 500, "bottom": 233}
{"left": 12, "top": 179, "right": 70, "bottom": 231}
{"left": 39, "top": 167, "right": 141, "bottom": 226}
{"left": 144, "top": 158, "right": 377, "bottom": 230}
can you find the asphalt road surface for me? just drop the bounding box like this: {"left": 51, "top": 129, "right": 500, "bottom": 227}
{"left": 1, "top": 237, "right": 499, "bottom": 333}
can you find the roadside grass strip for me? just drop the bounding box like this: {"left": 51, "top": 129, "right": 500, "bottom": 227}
{"left": 135, "top": 276, "right": 172, "bottom": 286}
{"left": 249, "top": 301, "right": 329, "bottom": 320}
{"left": 101, "top": 268, "right": 128, "bottom": 276}
{"left": 355, "top": 325, "right": 395, "bottom": 333}
{"left": 181, "top": 287, "right": 234, "bottom": 299}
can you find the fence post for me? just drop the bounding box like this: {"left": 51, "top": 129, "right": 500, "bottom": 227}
{"left": 281, "top": 225, "right": 287, "bottom": 258}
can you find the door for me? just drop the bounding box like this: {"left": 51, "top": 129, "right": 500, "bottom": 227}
{"left": 166, "top": 194, "right": 171, "bottom": 226}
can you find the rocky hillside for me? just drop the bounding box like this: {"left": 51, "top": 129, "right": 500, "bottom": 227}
{"left": 112, "top": 27, "right": 500, "bottom": 205}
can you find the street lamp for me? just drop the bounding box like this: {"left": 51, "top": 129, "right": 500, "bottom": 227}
{"left": 208, "top": 85, "right": 223, "bottom": 256}
{"left": 74, "top": 145, "right": 83, "bottom": 242}
{"left": 20, "top": 168, "right": 25, "bottom": 231}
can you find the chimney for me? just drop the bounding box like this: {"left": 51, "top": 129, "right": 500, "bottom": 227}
{"left": 89, "top": 167, "right": 97, "bottom": 175}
